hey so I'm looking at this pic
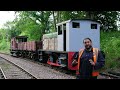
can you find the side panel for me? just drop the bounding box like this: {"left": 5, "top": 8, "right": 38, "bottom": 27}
{"left": 36, "top": 41, "right": 43, "bottom": 50}
{"left": 23, "top": 42, "right": 27, "bottom": 50}
{"left": 66, "top": 23, "right": 70, "bottom": 52}
{"left": 43, "top": 38, "right": 57, "bottom": 51}
{"left": 43, "top": 39, "right": 49, "bottom": 50}
{"left": 11, "top": 38, "right": 18, "bottom": 50}
{"left": 54, "top": 38, "right": 58, "bottom": 50}
{"left": 31, "top": 41, "right": 36, "bottom": 51}
{"left": 69, "top": 21, "right": 100, "bottom": 52}
{"left": 27, "top": 42, "right": 30, "bottom": 51}
{"left": 42, "top": 32, "right": 57, "bottom": 51}
{"left": 18, "top": 42, "right": 21, "bottom": 50}
{"left": 57, "top": 35, "right": 63, "bottom": 51}
{"left": 22, "top": 42, "right": 24, "bottom": 50}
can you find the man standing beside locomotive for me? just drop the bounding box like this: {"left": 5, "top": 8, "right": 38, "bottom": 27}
{"left": 72, "top": 38, "right": 105, "bottom": 79}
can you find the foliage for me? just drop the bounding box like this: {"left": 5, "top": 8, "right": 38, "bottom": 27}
{"left": 100, "top": 31, "right": 120, "bottom": 70}
{"left": 17, "top": 11, "right": 52, "bottom": 40}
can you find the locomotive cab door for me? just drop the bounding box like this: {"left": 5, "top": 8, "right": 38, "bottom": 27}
{"left": 63, "top": 24, "right": 66, "bottom": 51}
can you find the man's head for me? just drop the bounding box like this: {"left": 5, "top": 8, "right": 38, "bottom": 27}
{"left": 83, "top": 38, "right": 92, "bottom": 50}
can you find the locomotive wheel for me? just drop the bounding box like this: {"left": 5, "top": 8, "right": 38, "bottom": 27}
{"left": 10, "top": 52, "right": 13, "bottom": 56}
{"left": 22, "top": 52, "right": 25, "bottom": 58}
{"left": 28, "top": 52, "right": 31, "bottom": 59}
{"left": 16, "top": 52, "right": 20, "bottom": 58}
{"left": 31, "top": 53, "right": 35, "bottom": 60}
{"left": 31, "top": 54, "right": 33, "bottom": 60}
{"left": 30, "top": 53, "right": 33, "bottom": 59}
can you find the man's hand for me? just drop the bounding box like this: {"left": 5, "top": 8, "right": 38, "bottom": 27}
{"left": 89, "top": 59, "right": 95, "bottom": 66}
{"left": 72, "top": 59, "right": 78, "bottom": 67}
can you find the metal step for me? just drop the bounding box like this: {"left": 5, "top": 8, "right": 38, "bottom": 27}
{"left": 59, "top": 57, "right": 67, "bottom": 60}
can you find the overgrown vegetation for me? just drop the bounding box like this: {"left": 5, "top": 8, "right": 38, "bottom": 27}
{"left": 0, "top": 40, "right": 10, "bottom": 54}
{"left": 100, "top": 31, "right": 120, "bottom": 70}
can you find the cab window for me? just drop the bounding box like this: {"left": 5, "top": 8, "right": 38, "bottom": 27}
{"left": 72, "top": 22, "right": 80, "bottom": 28}
{"left": 91, "top": 24, "right": 97, "bottom": 29}
{"left": 58, "top": 25, "right": 62, "bottom": 35}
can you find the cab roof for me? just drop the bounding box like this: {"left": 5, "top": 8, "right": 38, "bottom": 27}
{"left": 56, "top": 19, "right": 101, "bottom": 26}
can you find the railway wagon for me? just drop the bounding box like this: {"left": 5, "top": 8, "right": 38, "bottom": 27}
{"left": 10, "top": 36, "right": 42, "bottom": 59}
{"left": 10, "top": 19, "right": 101, "bottom": 71}
{"left": 10, "top": 36, "right": 27, "bottom": 56}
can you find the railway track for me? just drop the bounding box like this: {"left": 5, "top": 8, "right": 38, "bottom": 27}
{"left": 0, "top": 67, "right": 7, "bottom": 79}
{"left": 18, "top": 58, "right": 120, "bottom": 79}
{"left": 18, "top": 57, "right": 76, "bottom": 77}
{"left": 0, "top": 55, "right": 38, "bottom": 79}
{"left": 0, "top": 52, "right": 76, "bottom": 76}
{"left": 100, "top": 72, "right": 120, "bottom": 79}
{"left": 0, "top": 53, "right": 76, "bottom": 79}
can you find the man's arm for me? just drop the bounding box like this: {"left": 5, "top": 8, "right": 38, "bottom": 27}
{"left": 93, "top": 51, "right": 105, "bottom": 70}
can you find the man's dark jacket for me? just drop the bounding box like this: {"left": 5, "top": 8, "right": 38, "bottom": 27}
{"left": 72, "top": 48, "right": 105, "bottom": 79}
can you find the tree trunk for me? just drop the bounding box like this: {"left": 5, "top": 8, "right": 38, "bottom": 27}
{"left": 86, "top": 11, "right": 94, "bottom": 19}
{"left": 57, "top": 11, "right": 61, "bottom": 23}
{"left": 53, "top": 11, "right": 57, "bottom": 32}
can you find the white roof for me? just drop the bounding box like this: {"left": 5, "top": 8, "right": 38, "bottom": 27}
{"left": 56, "top": 19, "right": 101, "bottom": 26}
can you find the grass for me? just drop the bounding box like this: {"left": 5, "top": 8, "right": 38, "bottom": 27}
{"left": 0, "top": 40, "right": 10, "bottom": 54}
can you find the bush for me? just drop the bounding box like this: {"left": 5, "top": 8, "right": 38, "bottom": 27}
{"left": 0, "top": 39, "right": 10, "bottom": 54}
{"left": 100, "top": 31, "right": 120, "bottom": 70}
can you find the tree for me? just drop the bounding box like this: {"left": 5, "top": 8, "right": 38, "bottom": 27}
{"left": 52, "top": 11, "right": 57, "bottom": 32}
{"left": 85, "top": 11, "right": 118, "bottom": 31}
{"left": 15, "top": 11, "right": 52, "bottom": 40}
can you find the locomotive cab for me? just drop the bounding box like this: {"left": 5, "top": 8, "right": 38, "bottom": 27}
{"left": 56, "top": 19, "right": 100, "bottom": 52}
{"left": 56, "top": 19, "right": 101, "bottom": 70}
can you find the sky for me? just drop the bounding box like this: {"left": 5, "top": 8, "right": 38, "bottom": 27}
{"left": 0, "top": 11, "right": 16, "bottom": 28}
